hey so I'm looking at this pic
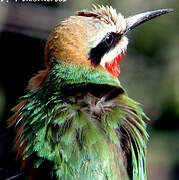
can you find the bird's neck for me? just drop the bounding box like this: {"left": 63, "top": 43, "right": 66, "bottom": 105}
{"left": 45, "top": 61, "right": 121, "bottom": 91}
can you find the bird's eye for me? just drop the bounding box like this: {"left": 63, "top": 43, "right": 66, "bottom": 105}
{"left": 105, "top": 34, "right": 114, "bottom": 46}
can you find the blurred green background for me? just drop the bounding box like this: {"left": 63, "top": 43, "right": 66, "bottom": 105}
{"left": 0, "top": 0, "right": 178, "bottom": 179}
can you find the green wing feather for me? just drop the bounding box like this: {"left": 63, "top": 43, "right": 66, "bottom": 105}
{"left": 11, "top": 62, "right": 148, "bottom": 180}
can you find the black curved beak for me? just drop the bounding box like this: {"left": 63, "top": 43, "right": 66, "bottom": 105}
{"left": 125, "top": 9, "right": 173, "bottom": 33}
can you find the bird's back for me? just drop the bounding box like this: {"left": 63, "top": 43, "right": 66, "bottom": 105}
{"left": 9, "top": 80, "right": 147, "bottom": 180}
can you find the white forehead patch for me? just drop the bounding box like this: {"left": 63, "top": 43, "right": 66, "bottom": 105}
{"left": 80, "top": 6, "right": 127, "bottom": 52}
{"left": 90, "top": 5, "right": 127, "bottom": 33}
{"left": 87, "top": 20, "right": 116, "bottom": 50}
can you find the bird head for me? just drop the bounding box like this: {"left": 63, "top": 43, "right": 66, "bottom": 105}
{"left": 45, "top": 6, "right": 172, "bottom": 79}
{"left": 29, "top": 6, "right": 172, "bottom": 90}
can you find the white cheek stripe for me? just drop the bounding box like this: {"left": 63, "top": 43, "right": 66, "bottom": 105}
{"left": 100, "top": 36, "right": 128, "bottom": 67}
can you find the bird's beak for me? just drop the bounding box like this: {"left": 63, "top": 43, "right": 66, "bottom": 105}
{"left": 125, "top": 9, "right": 173, "bottom": 33}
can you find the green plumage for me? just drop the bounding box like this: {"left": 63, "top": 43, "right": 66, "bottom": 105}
{"left": 13, "top": 61, "right": 148, "bottom": 180}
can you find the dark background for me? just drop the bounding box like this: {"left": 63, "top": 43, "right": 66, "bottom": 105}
{"left": 0, "top": 0, "right": 178, "bottom": 179}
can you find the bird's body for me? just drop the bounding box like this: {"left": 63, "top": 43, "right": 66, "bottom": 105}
{"left": 9, "top": 5, "right": 172, "bottom": 180}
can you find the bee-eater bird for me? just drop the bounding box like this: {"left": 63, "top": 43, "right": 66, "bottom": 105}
{"left": 9, "top": 5, "right": 173, "bottom": 180}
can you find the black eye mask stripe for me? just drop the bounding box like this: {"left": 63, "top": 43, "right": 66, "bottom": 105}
{"left": 88, "top": 32, "right": 122, "bottom": 66}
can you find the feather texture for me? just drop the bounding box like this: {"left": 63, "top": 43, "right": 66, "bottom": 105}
{"left": 9, "top": 61, "right": 148, "bottom": 180}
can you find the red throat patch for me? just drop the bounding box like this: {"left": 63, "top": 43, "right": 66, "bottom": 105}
{"left": 105, "top": 51, "right": 124, "bottom": 78}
